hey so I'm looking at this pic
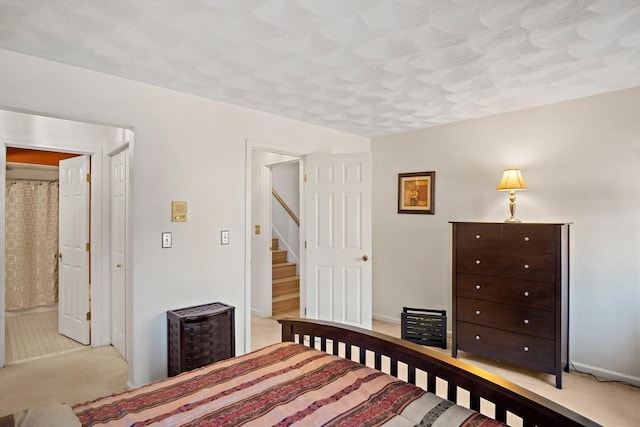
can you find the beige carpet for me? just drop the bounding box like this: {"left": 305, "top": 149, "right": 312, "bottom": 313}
{"left": 0, "top": 346, "right": 128, "bottom": 417}
{"left": 5, "top": 308, "right": 84, "bottom": 363}
{"left": 1, "top": 315, "right": 639, "bottom": 426}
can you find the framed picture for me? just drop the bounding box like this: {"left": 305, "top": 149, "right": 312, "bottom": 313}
{"left": 398, "top": 171, "right": 435, "bottom": 214}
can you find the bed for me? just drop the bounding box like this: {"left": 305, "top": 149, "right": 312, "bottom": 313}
{"left": 7, "top": 318, "right": 600, "bottom": 427}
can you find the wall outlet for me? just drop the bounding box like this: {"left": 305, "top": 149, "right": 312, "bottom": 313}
{"left": 221, "top": 230, "right": 229, "bottom": 245}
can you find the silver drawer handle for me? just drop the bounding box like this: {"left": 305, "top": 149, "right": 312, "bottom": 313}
{"left": 524, "top": 291, "right": 530, "bottom": 297}
{"left": 524, "top": 319, "right": 529, "bottom": 324}
{"left": 524, "top": 236, "right": 530, "bottom": 241}
{"left": 475, "top": 234, "right": 481, "bottom": 239}
{"left": 476, "top": 259, "right": 481, "bottom": 265}
{"left": 524, "top": 264, "right": 530, "bottom": 269}
{"left": 523, "top": 346, "right": 529, "bottom": 352}
{"left": 475, "top": 284, "right": 481, "bottom": 290}
{"left": 475, "top": 310, "right": 481, "bottom": 315}
{"left": 475, "top": 335, "right": 481, "bottom": 340}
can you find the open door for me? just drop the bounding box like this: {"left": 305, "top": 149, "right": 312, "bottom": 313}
{"left": 58, "top": 155, "right": 90, "bottom": 345}
{"left": 304, "top": 153, "right": 372, "bottom": 329}
{"left": 110, "top": 150, "right": 127, "bottom": 358}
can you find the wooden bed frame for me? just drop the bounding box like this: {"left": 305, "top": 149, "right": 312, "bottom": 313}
{"left": 280, "top": 318, "right": 601, "bottom": 427}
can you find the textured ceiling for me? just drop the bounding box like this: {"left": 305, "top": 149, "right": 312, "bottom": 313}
{"left": 1, "top": 0, "right": 639, "bottom": 137}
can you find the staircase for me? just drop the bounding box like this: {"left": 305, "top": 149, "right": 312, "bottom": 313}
{"left": 271, "top": 238, "right": 300, "bottom": 317}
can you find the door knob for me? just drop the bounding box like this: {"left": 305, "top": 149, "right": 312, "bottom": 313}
{"left": 361, "top": 255, "right": 369, "bottom": 262}
{"left": 116, "top": 264, "right": 123, "bottom": 268}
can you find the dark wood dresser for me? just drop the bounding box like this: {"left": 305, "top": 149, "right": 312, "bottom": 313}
{"left": 167, "top": 302, "right": 235, "bottom": 376}
{"left": 451, "top": 222, "right": 570, "bottom": 388}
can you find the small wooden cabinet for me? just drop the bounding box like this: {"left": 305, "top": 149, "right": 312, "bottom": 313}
{"left": 167, "top": 302, "right": 235, "bottom": 376}
{"left": 451, "top": 222, "right": 570, "bottom": 388}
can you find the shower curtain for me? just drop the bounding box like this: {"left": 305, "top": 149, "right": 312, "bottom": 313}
{"left": 5, "top": 180, "right": 59, "bottom": 311}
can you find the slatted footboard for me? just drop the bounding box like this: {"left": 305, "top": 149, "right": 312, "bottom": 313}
{"left": 279, "top": 318, "right": 600, "bottom": 427}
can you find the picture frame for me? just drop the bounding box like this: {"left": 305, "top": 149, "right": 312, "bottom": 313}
{"left": 398, "top": 171, "right": 435, "bottom": 214}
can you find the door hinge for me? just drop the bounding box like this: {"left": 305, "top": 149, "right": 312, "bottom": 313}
{"left": 86, "top": 312, "right": 91, "bottom": 321}
{"left": 86, "top": 242, "right": 90, "bottom": 252}
{"left": 86, "top": 173, "right": 91, "bottom": 183}
{"left": 304, "top": 173, "right": 308, "bottom": 183}
{"left": 304, "top": 307, "right": 307, "bottom": 316}
{"left": 304, "top": 241, "right": 307, "bottom": 249}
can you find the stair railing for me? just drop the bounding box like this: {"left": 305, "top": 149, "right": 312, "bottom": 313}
{"left": 272, "top": 188, "right": 299, "bottom": 226}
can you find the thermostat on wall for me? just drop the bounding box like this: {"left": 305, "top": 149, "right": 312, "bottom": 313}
{"left": 172, "top": 201, "right": 187, "bottom": 222}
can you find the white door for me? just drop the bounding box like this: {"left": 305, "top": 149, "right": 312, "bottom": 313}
{"left": 304, "top": 153, "right": 372, "bottom": 329}
{"left": 58, "top": 155, "right": 91, "bottom": 345}
{"left": 110, "top": 150, "right": 127, "bottom": 359}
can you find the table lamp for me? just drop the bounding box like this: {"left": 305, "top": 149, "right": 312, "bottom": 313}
{"left": 496, "top": 168, "right": 527, "bottom": 223}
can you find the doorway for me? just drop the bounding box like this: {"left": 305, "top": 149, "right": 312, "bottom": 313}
{"left": 0, "top": 109, "right": 133, "bottom": 369}
{"left": 4, "top": 150, "right": 86, "bottom": 363}
{"left": 270, "top": 159, "right": 301, "bottom": 318}
{"left": 250, "top": 149, "right": 302, "bottom": 319}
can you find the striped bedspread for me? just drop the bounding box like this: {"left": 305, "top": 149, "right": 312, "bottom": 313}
{"left": 73, "top": 342, "right": 505, "bottom": 427}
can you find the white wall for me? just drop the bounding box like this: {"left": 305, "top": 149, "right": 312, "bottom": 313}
{"left": 0, "top": 49, "right": 369, "bottom": 386}
{"left": 372, "top": 87, "right": 640, "bottom": 384}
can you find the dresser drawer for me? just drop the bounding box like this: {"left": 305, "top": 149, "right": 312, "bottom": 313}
{"left": 457, "top": 297, "right": 554, "bottom": 339}
{"left": 455, "top": 223, "right": 500, "bottom": 249}
{"left": 457, "top": 249, "right": 555, "bottom": 282}
{"left": 502, "top": 224, "right": 556, "bottom": 254}
{"left": 457, "top": 321, "right": 555, "bottom": 373}
{"left": 457, "top": 273, "right": 554, "bottom": 309}
{"left": 503, "top": 253, "right": 556, "bottom": 282}
{"left": 456, "top": 248, "right": 504, "bottom": 275}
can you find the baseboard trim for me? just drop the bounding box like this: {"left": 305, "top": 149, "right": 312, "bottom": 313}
{"left": 372, "top": 313, "right": 400, "bottom": 324}
{"left": 570, "top": 361, "right": 640, "bottom": 388}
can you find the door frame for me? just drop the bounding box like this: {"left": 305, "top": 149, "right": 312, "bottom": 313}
{"left": 0, "top": 110, "right": 133, "bottom": 368}
{"left": 259, "top": 163, "right": 273, "bottom": 318}
{"left": 1, "top": 143, "right": 103, "bottom": 366}
{"left": 244, "top": 140, "right": 303, "bottom": 351}
{"left": 108, "top": 143, "right": 131, "bottom": 361}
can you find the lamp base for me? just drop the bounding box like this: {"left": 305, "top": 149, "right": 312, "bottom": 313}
{"left": 504, "top": 217, "right": 522, "bottom": 223}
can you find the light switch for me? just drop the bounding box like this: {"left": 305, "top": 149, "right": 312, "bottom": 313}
{"left": 221, "top": 230, "right": 229, "bottom": 245}
{"left": 162, "top": 232, "right": 172, "bottom": 248}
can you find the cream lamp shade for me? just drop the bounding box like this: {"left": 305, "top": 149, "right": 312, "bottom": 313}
{"left": 496, "top": 168, "right": 527, "bottom": 223}
{"left": 496, "top": 168, "right": 528, "bottom": 191}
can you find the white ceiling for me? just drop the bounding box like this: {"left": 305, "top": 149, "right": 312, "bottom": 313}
{"left": 1, "top": 0, "right": 639, "bottom": 137}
